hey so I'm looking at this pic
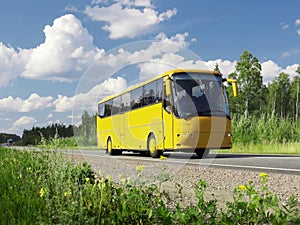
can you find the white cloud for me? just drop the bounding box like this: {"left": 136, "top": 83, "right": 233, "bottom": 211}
{"left": 54, "top": 76, "right": 127, "bottom": 114}
{"left": 80, "top": 32, "right": 194, "bottom": 83}
{"left": 13, "top": 116, "right": 36, "bottom": 127}
{"left": 21, "top": 14, "right": 104, "bottom": 81}
{"left": 91, "top": 0, "right": 109, "bottom": 5}
{"left": 2, "top": 116, "right": 37, "bottom": 135}
{"left": 155, "top": 32, "right": 189, "bottom": 48}
{"left": 261, "top": 61, "right": 300, "bottom": 84}
{"left": 0, "top": 93, "right": 53, "bottom": 112}
{"left": 294, "top": 19, "right": 300, "bottom": 36}
{"left": 0, "top": 43, "right": 24, "bottom": 87}
{"left": 282, "top": 64, "right": 300, "bottom": 79}
{"left": 281, "top": 49, "right": 300, "bottom": 58}
{"left": 205, "top": 59, "right": 236, "bottom": 77}
{"left": 261, "top": 60, "right": 282, "bottom": 84}
{"left": 84, "top": 3, "right": 177, "bottom": 39}
{"left": 280, "top": 22, "right": 290, "bottom": 30}
{"left": 53, "top": 95, "right": 74, "bottom": 112}
{"left": 117, "top": 0, "right": 153, "bottom": 7}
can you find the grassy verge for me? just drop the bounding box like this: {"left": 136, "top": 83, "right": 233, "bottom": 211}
{"left": 232, "top": 115, "right": 300, "bottom": 145}
{"left": 1, "top": 143, "right": 299, "bottom": 224}
{"left": 220, "top": 142, "right": 300, "bottom": 155}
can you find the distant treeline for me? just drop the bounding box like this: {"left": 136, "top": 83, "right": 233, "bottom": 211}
{"left": 0, "top": 133, "right": 21, "bottom": 144}
{"left": 22, "top": 124, "right": 74, "bottom": 145}
{"left": 21, "top": 111, "right": 96, "bottom": 146}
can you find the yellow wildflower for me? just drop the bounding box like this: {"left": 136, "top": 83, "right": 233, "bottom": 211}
{"left": 259, "top": 173, "right": 269, "bottom": 178}
{"left": 160, "top": 155, "right": 167, "bottom": 161}
{"left": 238, "top": 185, "right": 248, "bottom": 191}
{"left": 136, "top": 165, "right": 145, "bottom": 171}
{"left": 39, "top": 188, "right": 46, "bottom": 197}
{"left": 64, "top": 191, "right": 71, "bottom": 197}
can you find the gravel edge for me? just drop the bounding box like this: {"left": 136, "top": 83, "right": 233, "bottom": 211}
{"left": 68, "top": 154, "right": 300, "bottom": 209}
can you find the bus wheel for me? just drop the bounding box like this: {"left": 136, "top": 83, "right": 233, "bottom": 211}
{"left": 195, "top": 149, "right": 210, "bottom": 159}
{"left": 148, "top": 134, "right": 161, "bottom": 158}
{"left": 107, "top": 138, "right": 115, "bottom": 155}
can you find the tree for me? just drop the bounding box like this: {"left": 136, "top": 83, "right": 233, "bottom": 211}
{"left": 229, "top": 50, "right": 263, "bottom": 117}
{"left": 291, "top": 64, "right": 300, "bottom": 121}
{"left": 268, "top": 73, "right": 291, "bottom": 118}
{"left": 81, "top": 111, "right": 96, "bottom": 145}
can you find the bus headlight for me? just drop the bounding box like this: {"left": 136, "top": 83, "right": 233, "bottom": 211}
{"left": 225, "top": 133, "right": 231, "bottom": 137}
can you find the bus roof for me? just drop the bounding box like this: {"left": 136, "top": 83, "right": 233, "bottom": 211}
{"left": 98, "top": 69, "right": 222, "bottom": 104}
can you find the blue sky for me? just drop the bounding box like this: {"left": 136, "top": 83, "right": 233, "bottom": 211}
{"left": 0, "top": 0, "right": 299, "bottom": 136}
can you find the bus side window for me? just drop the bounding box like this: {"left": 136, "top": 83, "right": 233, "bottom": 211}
{"left": 98, "top": 103, "right": 105, "bottom": 117}
{"left": 121, "top": 93, "right": 130, "bottom": 112}
{"left": 131, "top": 87, "right": 143, "bottom": 109}
{"left": 112, "top": 96, "right": 121, "bottom": 115}
{"left": 104, "top": 100, "right": 112, "bottom": 117}
{"left": 143, "top": 81, "right": 156, "bottom": 106}
{"left": 156, "top": 78, "right": 163, "bottom": 102}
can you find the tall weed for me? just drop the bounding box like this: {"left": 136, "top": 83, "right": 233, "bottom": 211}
{"left": 232, "top": 114, "right": 300, "bottom": 145}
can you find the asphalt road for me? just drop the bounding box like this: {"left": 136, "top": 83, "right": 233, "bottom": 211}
{"left": 66, "top": 149, "right": 300, "bottom": 175}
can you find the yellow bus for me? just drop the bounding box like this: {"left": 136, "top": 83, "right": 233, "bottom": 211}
{"left": 97, "top": 69, "right": 238, "bottom": 158}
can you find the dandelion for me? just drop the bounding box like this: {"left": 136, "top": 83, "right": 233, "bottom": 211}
{"left": 39, "top": 188, "right": 46, "bottom": 197}
{"left": 259, "top": 173, "right": 269, "bottom": 178}
{"left": 259, "top": 172, "right": 269, "bottom": 184}
{"left": 64, "top": 191, "right": 71, "bottom": 197}
{"left": 160, "top": 155, "right": 167, "bottom": 161}
{"left": 238, "top": 185, "right": 248, "bottom": 191}
{"left": 136, "top": 165, "right": 145, "bottom": 171}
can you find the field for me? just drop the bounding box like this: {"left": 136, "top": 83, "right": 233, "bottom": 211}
{"left": 1, "top": 141, "right": 299, "bottom": 224}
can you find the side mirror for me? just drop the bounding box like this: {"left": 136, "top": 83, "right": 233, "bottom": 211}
{"left": 226, "top": 79, "right": 238, "bottom": 97}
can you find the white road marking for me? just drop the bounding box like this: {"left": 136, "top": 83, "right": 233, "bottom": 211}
{"left": 67, "top": 151, "right": 300, "bottom": 174}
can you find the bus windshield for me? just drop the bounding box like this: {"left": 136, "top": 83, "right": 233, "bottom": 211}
{"left": 172, "top": 72, "right": 229, "bottom": 118}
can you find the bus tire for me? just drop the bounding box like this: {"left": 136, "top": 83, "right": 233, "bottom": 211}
{"left": 195, "top": 149, "right": 210, "bottom": 159}
{"left": 107, "top": 138, "right": 116, "bottom": 155}
{"left": 148, "top": 134, "right": 161, "bottom": 158}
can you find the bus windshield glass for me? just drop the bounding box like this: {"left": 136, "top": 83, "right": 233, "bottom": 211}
{"left": 172, "top": 72, "right": 229, "bottom": 118}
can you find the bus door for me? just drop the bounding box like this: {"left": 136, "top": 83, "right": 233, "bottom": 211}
{"left": 162, "top": 78, "right": 174, "bottom": 149}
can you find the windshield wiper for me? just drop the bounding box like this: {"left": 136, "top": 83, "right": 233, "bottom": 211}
{"left": 198, "top": 109, "right": 226, "bottom": 115}
{"left": 198, "top": 110, "right": 211, "bottom": 115}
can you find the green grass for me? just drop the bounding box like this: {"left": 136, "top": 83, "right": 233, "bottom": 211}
{"left": 232, "top": 114, "right": 300, "bottom": 145}
{"left": 221, "top": 142, "right": 300, "bottom": 154}
{"left": 225, "top": 114, "right": 300, "bottom": 154}
{"left": 0, "top": 143, "right": 299, "bottom": 224}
